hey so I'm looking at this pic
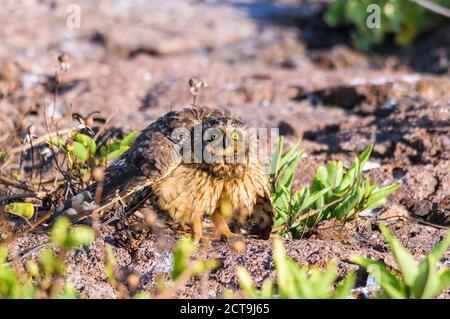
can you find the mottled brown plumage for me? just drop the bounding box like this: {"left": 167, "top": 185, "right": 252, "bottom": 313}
{"left": 37, "top": 107, "right": 274, "bottom": 240}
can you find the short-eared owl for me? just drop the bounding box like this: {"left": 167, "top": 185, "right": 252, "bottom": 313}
{"left": 37, "top": 107, "right": 274, "bottom": 240}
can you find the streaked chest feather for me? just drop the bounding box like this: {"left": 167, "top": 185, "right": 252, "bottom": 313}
{"left": 153, "top": 163, "right": 269, "bottom": 224}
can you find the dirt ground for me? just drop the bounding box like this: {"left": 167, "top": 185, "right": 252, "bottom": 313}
{"left": 0, "top": 0, "right": 449, "bottom": 298}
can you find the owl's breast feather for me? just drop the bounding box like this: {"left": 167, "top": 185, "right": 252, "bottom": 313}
{"left": 152, "top": 162, "right": 268, "bottom": 224}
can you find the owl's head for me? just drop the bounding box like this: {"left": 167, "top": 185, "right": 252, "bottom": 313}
{"left": 202, "top": 117, "right": 249, "bottom": 160}
{"left": 175, "top": 116, "right": 259, "bottom": 176}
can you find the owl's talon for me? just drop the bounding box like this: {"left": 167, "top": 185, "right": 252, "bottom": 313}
{"left": 211, "top": 210, "right": 237, "bottom": 240}
{"left": 220, "top": 233, "right": 242, "bottom": 242}
{"left": 222, "top": 230, "right": 241, "bottom": 238}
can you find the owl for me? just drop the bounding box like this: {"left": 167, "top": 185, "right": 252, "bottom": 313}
{"left": 37, "top": 107, "right": 274, "bottom": 240}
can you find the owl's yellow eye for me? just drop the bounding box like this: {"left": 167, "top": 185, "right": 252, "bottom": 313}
{"left": 210, "top": 133, "right": 217, "bottom": 140}
{"left": 231, "top": 132, "right": 240, "bottom": 140}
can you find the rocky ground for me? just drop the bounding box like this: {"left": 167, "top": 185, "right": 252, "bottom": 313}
{"left": 0, "top": 0, "right": 449, "bottom": 298}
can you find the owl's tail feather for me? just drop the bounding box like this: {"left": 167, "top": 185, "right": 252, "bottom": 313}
{"left": 32, "top": 189, "right": 97, "bottom": 233}
{"left": 33, "top": 166, "right": 152, "bottom": 233}
{"left": 231, "top": 194, "right": 274, "bottom": 239}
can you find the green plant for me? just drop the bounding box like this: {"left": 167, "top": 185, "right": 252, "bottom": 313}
{"left": 104, "top": 246, "right": 117, "bottom": 287}
{"left": 351, "top": 225, "right": 450, "bottom": 298}
{"left": 4, "top": 202, "right": 35, "bottom": 220}
{"left": 226, "top": 239, "right": 356, "bottom": 299}
{"left": 171, "top": 237, "right": 218, "bottom": 281}
{"left": 47, "top": 130, "right": 137, "bottom": 173}
{"left": 271, "top": 139, "right": 400, "bottom": 238}
{"left": 99, "top": 131, "right": 137, "bottom": 166}
{"left": 103, "top": 237, "right": 217, "bottom": 299}
{"left": 325, "top": 0, "right": 450, "bottom": 50}
{"left": 0, "top": 216, "right": 95, "bottom": 299}
{"left": 0, "top": 245, "right": 38, "bottom": 298}
{"left": 0, "top": 247, "right": 79, "bottom": 299}
{"left": 50, "top": 217, "right": 95, "bottom": 250}
{"left": 152, "top": 237, "right": 219, "bottom": 298}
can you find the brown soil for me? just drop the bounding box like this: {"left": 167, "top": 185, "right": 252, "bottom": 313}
{"left": 0, "top": 0, "right": 449, "bottom": 298}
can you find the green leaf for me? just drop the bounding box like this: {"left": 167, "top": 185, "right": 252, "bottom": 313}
{"left": 39, "top": 249, "right": 65, "bottom": 277}
{"left": 134, "top": 292, "right": 152, "bottom": 299}
{"left": 25, "top": 260, "right": 40, "bottom": 279}
{"left": 427, "top": 231, "right": 450, "bottom": 262}
{"left": 277, "top": 151, "right": 303, "bottom": 191}
{"left": 270, "top": 136, "right": 284, "bottom": 176}
{"left": 72, "top": 141, "right": 88, "bottom": 162}
{"left": 289, "top": 261, "right": 310, "bottom": 298}
{"left": 59, "top": 283, "right": 80, "bottom": 299}
{"left": 414, "top": 232, "right": 450, "bottom": 298}
{"left": 364, "top": 198, "right": 387, "bottom": 211}
{"left": 437, "top": 268, "right": 450, "bottom": 297}
{"left": 46, "top": 136, "right": 66, "bottom": 148}
{"left": 359, "top": 144, "right": 374, "bottom": 167}
{"left": 363, "top": 174, "right": 376, "bottom": 198}
{"left": 311, "top": 261, "right": 338, "bottom": 296}
{"left": 334, "top": 273, "right": 356, "bottom": 299}
{"left": 119, "top": 131, "right": 138, "bottom": 147}
{"left": 21, "top": 282, "right": 37, "bottom": 299}
{"left": 366, "top": 183, "right": 401, "bottom": 208}
{"left": 192, "top": 259, "right": 218, "bottom": 276}
{"left": 313, "top": 165, "right": 329, "bottom": 188}
{"left": 273, "top": 239, "right": 295, "bottom": 298}
{"left": 350, "top": 255, "right": 406, "bottom": 299}
{"left": 171, "top": 237, "right": 196, "bottom": 280}
{"left": 50, "top": 217, "right": 94, "bottom": 249}
{"left": 278, "top": 139, "right": 302, "bottom": 173}
{"left": 100, "top": 145, "right": 107, "bottom": 157}
{"left": 335, "top": 157, "right": 360, "bottom": 194}
{"left": 419, "top": 256, "right": 440, "bottom": 299}
{"left": 108, "top": 146, "right": 129, "bottom": 161}
{"left": 335, "top": 145, "right": 372, "bottom": 193}
{"left": 104, "top": 246, "right": 116, "bottom": 285}
{"left": 50, "top": 217, "right": 70, "bottom": 248}
{"left": 327, "top": 161, "right": 344, "bottom": 190}
{"left": 324, "top": 0, "right": 346, "bottom": 26}
{"left": 333, "top": 177, "right": 362, "bottom": 219}
{"left": 73, "top": 133, "right": 96, "bottom": 155}
{"left": 66, "top": 225, "right": 95, "bottom": 247}
{"left": 5, "top": 202, "right": 35, "bottom": 219}
{"left": 260, "top": 279, "right": 274, "bottom": 299}
{"left": 302, "top": 187, "right": 332, "bottom": 210}
{"left": 380, "top": 225, "right": 418, "bottom": 287}
{"left": 237, "top": 267, "right": 258, "bottom": 299}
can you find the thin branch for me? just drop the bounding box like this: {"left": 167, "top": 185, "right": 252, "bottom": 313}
{"left": 43, "top": 106, "right": 70, "bottom": 186}
{"left": 0, "top": 208, "right": 55, "bottom": 246}
{"left": 27, "top": 126, "right": 35, "bottom": 181}
{"left": 0, "top": 192, "right": 44, "bottom": 202}
{"left": 272, "top": 195, "right": 347, "bottom": 234}
{"left": 154, "top": 267, "right": 195, "bottom": 299}
{"left": 410, "top": 0, "right": 450, "bottom": 18}
{"left": 403, "top": 215, "right": 449, "bottom": 230}
{"left": 93, "top": 106, "right": 118, "bottom": 141}
{"left": 8, "top": 128, "right": 70, "bottom": 155}
{"left": 0, "top": 175, "right": 38, "bottom": 192}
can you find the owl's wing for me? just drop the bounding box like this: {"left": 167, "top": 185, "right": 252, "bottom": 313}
{"left": 34, "top": 106, "right": 228, "bottom": 231}
{"left": 246, "top": 192, "right": 274, "bottom": 239}
{"left": 34, "top": 115, "right": 187, "bottom": 231}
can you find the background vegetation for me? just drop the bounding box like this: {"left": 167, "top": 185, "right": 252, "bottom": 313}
{"left": 325, "top": 0, "right": 450, "bottom": 50}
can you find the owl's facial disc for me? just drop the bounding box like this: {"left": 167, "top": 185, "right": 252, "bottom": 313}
{"left": 203, "top": 124, "right": 248, "bottom": 165}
